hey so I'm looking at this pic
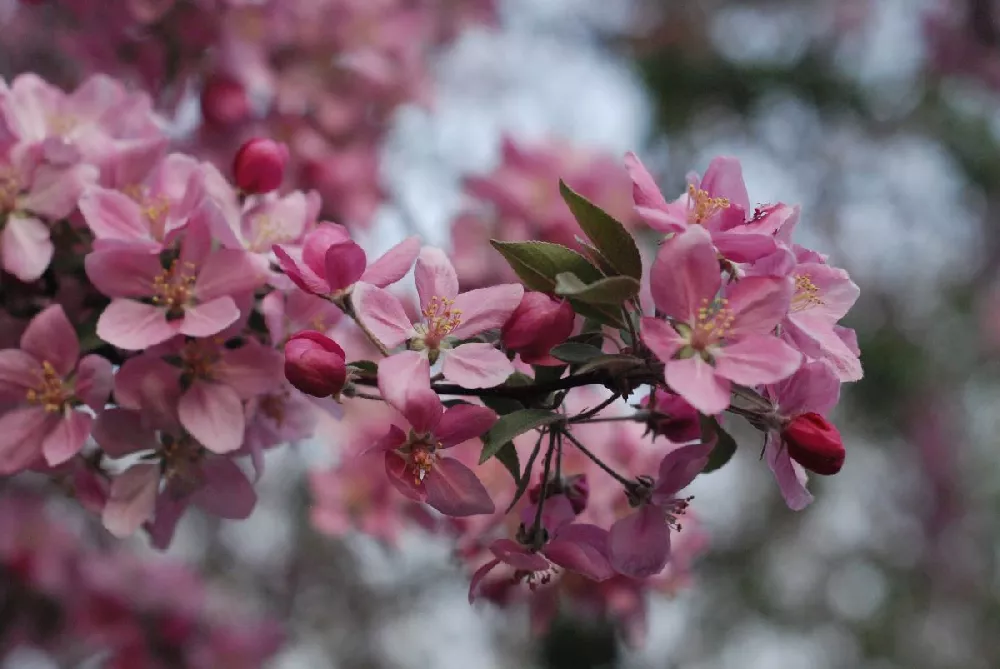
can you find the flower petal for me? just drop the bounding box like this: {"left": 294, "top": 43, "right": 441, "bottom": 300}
{"left": 640, "top": 317, "right": 686, "bottom": 364}
{"left": 75, "top": 354, "right": 114, "bottom": 411}
{"left": 653, "top": 442, "right": 712, "bottom": 499}
{"left": 489, "top": 538, "right": 550, "bottom": 572}
{"left": 42, "top": 410, "right": 93, "bottom": 466}
{"left": 435, "top": 403, "right": 497, "bottom": 448}
{"left": 103, "top": 464, "right": 160, "bottom": 537}
{"left": 441, "top": 343, "right": 514, "bottom": 389}
{"left": 609, "top": 505, "right": 671, "bottom": 579}
{"left": 766, "top": 435, "right": 813, "bottom": 511}
{"left": 377, "top": 351, "right": 437, "bottom": 426}
{"left": 84, "top": 248, "right": 161, "bottom": 298}
{"left": 649, "top": 226, "right": 720, "bottom": 322}
{"left": 424, "top": 457, "right": 495, "bottom": 516}
{"left": 178, "top": 381, "right": 245, "bottom": 454}
{"left": 351, "top": 282, "right": 415, "bottom": 350}
{"left": 195, "top": 249, "right": 266, "bottom": 301}
{"left": 0, "top": 407, "right": 51, "bottom": 474}
{"left": 78, "top": 187, "right": 151, "bottom": 245}
{"left": 385, "top": 451, "right": 426, "bottom": 502}
{"left": 450, "top": 284, "right": 524, "bottom": 340}
{"left": 191, "top": 456, "right": 257, "bottom": 519}
{"left": 92, "top": 408, "right": 157, "bottom": 457}
{"left": 96, "top": 299, "right": 176, "bottom": 350}
{"left": 20, "top": 305, "right": 78, "bottom": 377}
{"left": 362, "top": 236, "right": 420, "bottom": 288}
{"left": 545, "top": 524, "right": 615, "bottom": 581}
{"left": 2, "top": 214, "right": 53, "bottom": 282}
{"left": 664, "top": 356, "right": 730, "bottom": 416}
{"left": 0, "top": 350, "right": 42, "bottom": 401}
{"left": 215, "top": 343, "right": 284, "bottom": 400}
{"left": 624, "top": 152, "right": 669, "bottom": 211}
{"left": 273, "top": 245, "right": 331, "bottom": 295}
{"left": 323, "top": 241, "right": 368, "bottom": 292}
{"left": 700, "top": 156, "right": 750, "bottom": 214}
{"left": 414, "top": 246, "right": 459, "bottom": 308}
{"left": 178, "top": 297, "right": 240, "bottom": 338}
{"left": 714, "top": 334, "right": 802, "bottom": 386}
{"left": 725, "top": 276, "right": 793, "bottom": 338}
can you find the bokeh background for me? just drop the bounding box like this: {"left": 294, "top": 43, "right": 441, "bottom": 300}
{"left": 2, "top": 0, "right": 1000, "bottom": 667}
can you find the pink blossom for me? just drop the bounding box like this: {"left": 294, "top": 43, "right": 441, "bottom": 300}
{"left": 85, "top": 223, "right": 266, "bottom": 349}
{"left": 353, "top": 246, "right": 523, "bottom": 388}
{"left": 260, "top": 288, "right": 342, "bottom": 345}
{"left": 763, "top": 360, "right": 841, "bottom": 510}
{"left": 640, "top": 226, "right": 802, "bottom": 415}
{"left": 608, "top": 442, "right": 710, "bottom": 579}
{"left": 0, "top": 305, "right": 112, "bottom": 472}
{"left": 274, "top": 221, "right": 420, "bottom": 298}
{"left": 372, "top": 355, "right": 497, "bottom": 516}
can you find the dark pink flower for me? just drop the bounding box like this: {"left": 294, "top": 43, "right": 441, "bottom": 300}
{"left": 0, "top": 305, "right": 112, "bottom": 472}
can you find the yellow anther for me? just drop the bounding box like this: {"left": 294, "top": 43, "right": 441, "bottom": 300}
{"left": 247, "top": 214, "right": 296, "bottom": 253}
{"left": 418, "top": 296, "right": 463, "bottom": 346}
{"left": 25, "top": 361, "right": 69, "bottom": 413}
{"left": 152, "top": 260, "right": 198, "bottom": 314}
{"left": 791, "top": 274, "right": 824, "bottom": 312}
{"left": 691, "top": 297, "right": 735, "bottom": 348}
{"left": 0, "top": 167, "right": 21, "bottom": 212}
{"left": 687, "top": 184, "right": 730, "bottom": 225}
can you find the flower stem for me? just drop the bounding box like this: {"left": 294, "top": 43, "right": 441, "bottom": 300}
{"left": 531, "top": 430, "right": 558, "bottom": 551}
{"left": 560, "top": 428, "right": 636, "bottom": 491}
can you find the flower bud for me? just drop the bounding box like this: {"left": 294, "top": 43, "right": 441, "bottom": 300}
{"left": 563, "top": 474, "right": 590, "bottom": 515}
{"left": 200, "top": 74, "right": 249, "bottom": 127}
{"left": 233, "top": 138, "right": 289, "bottom": 194}
{"left": 781, "top": 412, "right": 845, "bottom": 475}
{"left": 500, "top": 292, "right": 575, "bottom": 365}
{"left": 284, "top": 331, "right": 347, "bottom": 398}
{"left": 641, "top": 389, "right": 701, "bottom": 443}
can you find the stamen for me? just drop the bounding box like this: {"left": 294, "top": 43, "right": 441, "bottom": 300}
{"left": 152, "top": 260, "right": 198, "bottom": 315}
{"left": 25, "top": 361, "right": 69, "bottom": 413}
{"left": 791, "top": 274, "right": 824, "bottom": 312}
{"left": 420, "top": 296, "right": 463, "bottom": 345}
{"left": 692, "top": 297, "right": 735, "bottom": 348}
{"left": 248, "top": 214, "right": 296, "bottom": 253}
{"left": 0, "top": 166, "right": 22, "bottom": 212}
{"left": 687, "top": 185, "right": 730, "bottom": 225}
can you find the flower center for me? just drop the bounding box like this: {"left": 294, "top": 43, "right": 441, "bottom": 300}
{"left": 791, "top": 273, "right": 824, "bottom": 312}
{"left": 414, "top": 296, "right": 462, "bottom": 349}
{"left": 687, "top": 185, "right": 730, "bottom": 225}
{"left": 47, "top": 113, "right": 78, "bottom": 137}
{"left": 0, "top": 166, "right": 21, "bottom": 213}
{"left": 180, "top": 341, "right": 220, "bottom": 382}
{"left": 690, "top": 297, "right": 734, "bottom": 350}
{"left": 123, "top": 185, "right": 171, "bottom": 241}
{"left": 515, "top": 564, "right": 557, "bottom": 591}
{"left": 400, "top": 435, "right": 442, "bottom": 485}
{"left": 161, "top": 434, "right": 203, "bottom": 491}
{"left": 259, "top": 392, "right": 286, "bottom": 426}
{"left": 152, "top": 260, "right": 198, "bottom": 316}
{"left": 663, "top": 495, "right": 693, "bottom": 532}
{"left": 25, "top": 361, "right": 70, "bottom": 413}
{"left": 247, "top": 214, "right": 296, "bottom": 254}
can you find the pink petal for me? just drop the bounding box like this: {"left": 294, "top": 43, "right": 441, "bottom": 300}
{"left": 302, "top": 223, "right": 351, "bottom": 276}
{"left": 75, "top": 354, "right": 114, "bottom": 411}
{"left": 0, "top": 407, "right": 50, "bottom": 474}
{"left": 323, "top": 241, "right": 367, "bottom": 292}
{"left": 84, "top": 248, "right": 162, "bottom": 298}
{"left": 424, "top": 457, "right": 495, "bottom": 516}
{"left": 361, "top": 424, "right": 409, "bottom": 455}
{"left": 653, "top": 442, "right": 712, "bottom": 499}
{"left": 78, "top": 188, "right": 150, "bottom": 244}
{"left": 801, "top": 263, "right": 860, "bottom": 321}
{"left": 2, "top": 214, "right": 53, "bottom": 282}
{"left": 195, "top": 249, "right": 266, "bottom": 301}
{"left": 624, "top": 151, "right": 669, "bottom": 211}
{"left": 725, "top": 276, "right": 793, "bottom": 338}
{"left": 147, "top": 492, "right": 189, "bottom": 550}
{"left": 42, "top": 410, "right": 93, "bottom": 466}
{"left": 361, "top": 236, "right": 421, "bottom": 288}
{"left": 700, "top": 156, "right": 750, "bottom": 214}
{"left": 385, "top": 451, "right": 426, "bottom": 502}
{"left": 712, "top": 230, "right": 777, "bottom": 263}
{"left": 92, "top": 408, "right": 157, "bottom": 457}
{"left": 786, "top": 316, "right": 863, "bottom": 383}
{"left": 178, "top": 296, "right": 240, "bottom": 338}
{"left": 435, "top": 403, "right": 498, "bottom": 448}
{"left": 112, "top": 355, "right": 182, "bottom": 429}
{"left": 768, "top": 360, "right": 840, "bottom": 417}
{"left": 766, "top": 436, "right": 813, "bottom": 511}
{"left": 450, "top": 284, "right": 524, "bottom": 339}
{"left": 351, "top": 282, "right": 415, "bottom": 349}
{"left": 415, "top": 246, "right": 460, "bottom": 308}
{"left": 0, "top": 350, "right": 42, "bottom": 401}
{"left": 468, "top": 559, "right": 502, "bottom": 603}
{"left": 377, "top": 351, "right": 437, "bottom": 425}
{"left": 191, "top": 456, "right": 257, "bottom": 519}
{"left": 441, "top": 343, "right": 514, "bottom": 389}
{"left": 545, "top": 524, "right": 615, "bottom": 581}
{"left": 215, "top": 344, "right": 284, "bottom": 400}
{"left": 649, "top": 226, "right": 720, "bottom": 322}
{"left": 714, "top": 334, "right": 802, "bottom": 386}
{"left": 178, "top": 381, "right": 245, "bottom": 454}
{"left": 20, "top": 305, "right": 78, "bottom": 377}
{"left": 640, "top": 317, "right": 686, "bottom": 364}
{"left": 273, "top": 245, "right": 331, "bottom": 295}
{"left": 96, "top": 299, "right": 176, "bottom": 350}
{"left": 489, "top": 538, "right": 550, "bottom": 572}
{"left": 609, "top": 505, "right": 671, "bottom": 579}
{"left": 520, "top": 495, "right": 575, "bottom": 535}
{"left": 103, "top": 464, "right": 160, "bottom": 537}
{"left": 664, "top": 356, "right": 730, "bottom": 416}
{"left": 20, "top": 163, "right": 95, "bottom": 219}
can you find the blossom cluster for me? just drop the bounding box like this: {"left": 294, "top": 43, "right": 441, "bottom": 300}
{"left": 0, "top": 68, "right": 862, "bottom": 644}
{"left": 0, "top": 491, "right": 281, "bottom": 667}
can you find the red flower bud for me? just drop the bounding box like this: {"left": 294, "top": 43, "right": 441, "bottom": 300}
{"left": 781, "top": 412, "right": 845, "bottom": 475}
{"left": 641, "top": 389, "right": 701, "bottom": 443}
{"left": 233, "top": 138, "right": 289, "bottom": 194}
{"left": 200, "top": 74, "right": 249, "bottom": 127}
{"left": 563, "top": 474, "right": 590, "bottom": 515}
{"left": 284, "top": 331, "right": 347, "bottom": 398}
{"left": 500, "top": 292, "right": 575, "bottom": 365}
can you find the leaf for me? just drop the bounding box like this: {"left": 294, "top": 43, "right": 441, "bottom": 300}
{"left": 549, "top": 342, "right": 605, "bottom": 365}
{"left": 560, "top": 180, "right": 643, "bottom": 280}
{"left": 490, "top": 240, "right": 603, "bottom": 293}
{"left": 505, "top": 434, "right": 544, "bottom": 513}
{"left": 700, "top": 415, "right": 738, "bottom": 473}
{"left": 575, "top": 354, "right": 644, "bottom": 376}
{"left": 532, "top": 363, "right": 568, "bottom": 386}
{"left": 494, "top": 442, "right": 521, "bottom": 484}
{"left": 348, "top": 360, "right": 378, "bottom": 374}
{"left": 480, "top": 409, "right": 563, "bottom": 464}
{"left": 554, "top": 272, "right": 641, "bottom": 305}
{"left": 480, "top": 395, "right": 525, "bottom": 416}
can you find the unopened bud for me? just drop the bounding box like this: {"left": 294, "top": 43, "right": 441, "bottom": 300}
{"left": 200, "top": 74, "right": 249, "bottom": 127}
{"left": 501, "top": 292, "right": 575, "bottom": 365}
{"left": 781, "top": 412, "right": 845, "bottom": 475}
{"left": 563, "top": 474, "right": 589, "bottom": 514}
{"left": 284, "top": 331, "right": 347, "bottom": 398}
{"left": 233, "top": 138, "right": 289, "bottom": 194}
{"left": 641, "top": 389, "right": 701, "bottom": 442}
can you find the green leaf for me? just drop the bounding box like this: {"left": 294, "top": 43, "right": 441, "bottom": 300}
{"left": 560, "top": 180, "right": 643, "bottom": 280}
{"left": 554, "top": 272, "right": 640, "bottom": 305}
{"left": 532, "top": 363, "right": 568, "bottom": 386}
{"left": 480, "top": 409, "right": 563, "bottom": 464}
{"left": 575, "top": 354, "right": 644, "bottom": 376}
{"left": 494, "top": 442, "right": 521, "bottom": 484}
{"left": 348, "top": 360, "right": 378, "bottom": 374}
{"left": 549, "top": 342, "right": 605, "bottom": 365}
{"left": 480, "top": 395, "right": 525, "bottom": 416}
{"left": 490, "top": 240, "right": 603, "bottom": 293}
{"left": 700, "top": 415, "right": 738, "bottom": 473}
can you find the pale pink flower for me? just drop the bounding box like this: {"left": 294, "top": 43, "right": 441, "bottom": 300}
{"left": 0, "top": 143, "right": 97, "bottom": 281}
{"left": 0, "top": 305, "right": 112, "bottom": 472}
{"left": 274, "top": 221, "right": 420, "bottom": 298}
{"left": 763, "top": 360, "right": 841, "bottom": 511}
{"left": 260, "top": 288, "right": 342, "bottom": 345}
{"left": 85, "top": 223, "right": 266, "bottom": 350}
{"left": 640, "top": 226, "right": 802, "bottom": 415}
{"left": 372, "top": 355, "right": 497, "bottom": 517}
{"left": 608, "top": 442, "right": 710, "bottom": 579}
{"left": 353, "top": 246, "right": 523, "bottom": 389}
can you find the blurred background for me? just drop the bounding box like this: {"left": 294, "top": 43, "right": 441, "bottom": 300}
{"left": 2, "top": 0, "right": 1000, "bottom": 667}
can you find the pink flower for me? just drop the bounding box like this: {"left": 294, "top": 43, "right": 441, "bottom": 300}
{"left": 640, "top": 389, "right": 701, "bottom": 443}
{"left": 763, "top": 360, "right": 841, "bottom": 510}
{"left": 501, "top": 291, "right": 576, "bottom": 365}
{"left": 260, "top": 288, "right": 342, "bottom": 345}
{"left": 0, "top": 143, "right": 97, "bottom": 281}
{"left": 283, "top": 331, "right": 348, "bottom": 398}
{"left": 624, "top": 152, "right": 778, "bottom": 263}
{"left": 0, "top": 305, "right": 112, "bottom": 472}
{"left": 274, "top": 222, "right": 420, "bottom": 298}
{"left": 353, "top": 246, "right": 523, "bottom": 388}
{"left": 233, "top": 138, "right": 289, "bottom": 194}
{"left": 640, "top": 226, "right": 802, "bottom": 415}
{"left": 372, "top": 355, "right": 497, "bottom": 516}
{"left": 85, "top": 223, "right": 266, "bottom": 350}
{"left": 200, "top": 74, "right": 250, "bottom": 128}
{"left": 608, "top": 442, "right": 710, "bottom": 579}
{"left": 78, "top": 153, "right": 202, "bottom": 253}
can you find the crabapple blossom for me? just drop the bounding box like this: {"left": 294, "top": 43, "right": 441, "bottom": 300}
{"left": 283, "top": 330, "right": 348, "bottom": 398}
{"left": 233, "top": 138, "right": 289, "bottom": 194}
{"left": 501, "top": 291, "right": 576, "bottom": 365}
